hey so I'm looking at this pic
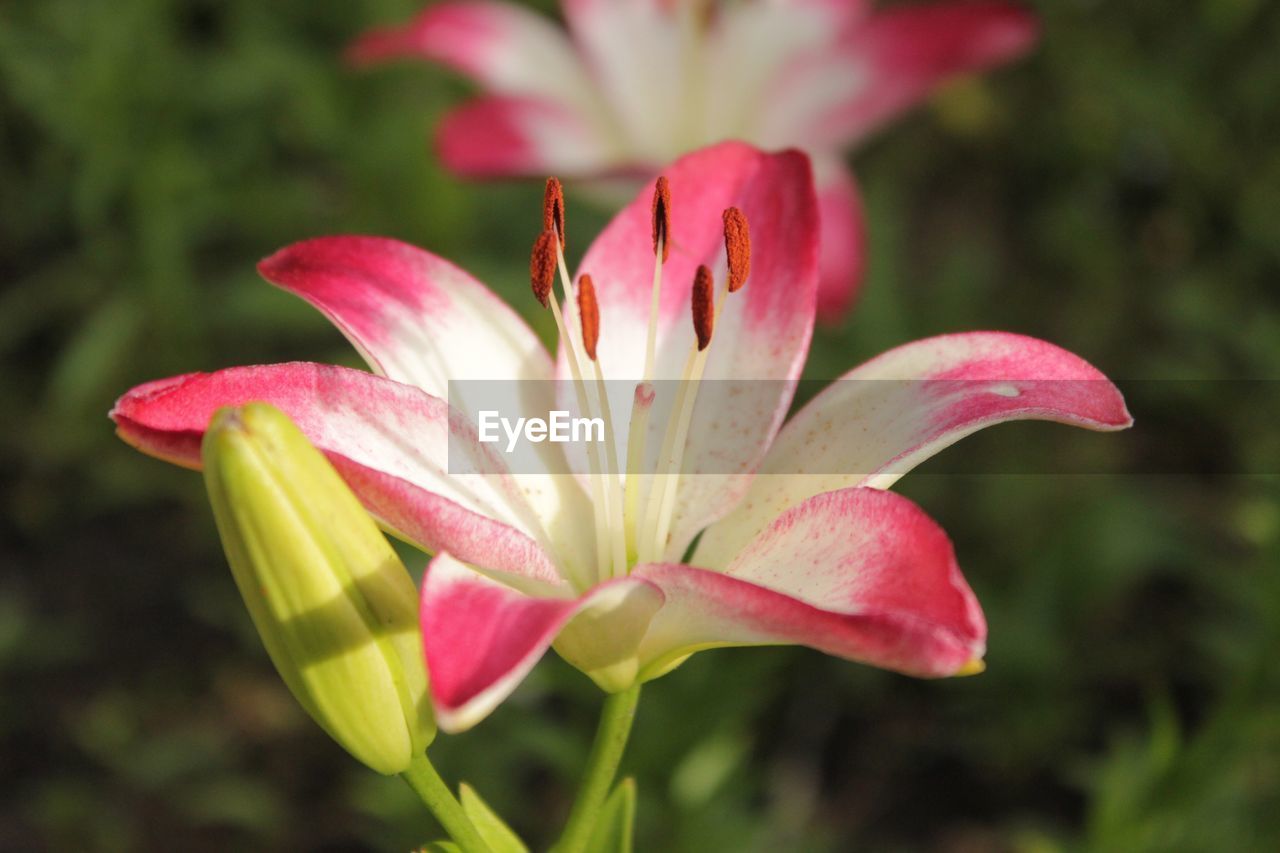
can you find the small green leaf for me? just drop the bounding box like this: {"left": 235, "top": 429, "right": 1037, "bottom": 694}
{"left": 585, "top": 777, "right": 636, "bottom": 853}
{"left": 459, "top": 783, "right": 528, "bottom": 853}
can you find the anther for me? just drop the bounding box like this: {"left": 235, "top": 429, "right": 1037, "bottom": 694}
{"left": 723, "top": 207, "right": 751, "bottom": 292}
{"left": 692, "top": 265, "right": 714, "bottom": 351}
{"left": 577, "top": 274, "right": 600, "bottom": 361}
{"left": 543, "top": 177, "right": 566, "bottom": 248}
{"left": 530, "top": 230, "right": 557, "bottom": 308}
{"left": 651, "top": 176, "right": 671, "bottom": 262}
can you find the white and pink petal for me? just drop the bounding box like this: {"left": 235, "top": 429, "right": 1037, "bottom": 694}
{"left": 258, "top": 236, "right": 596, "bottom": 567}
{"left": 348, "top": 1, "right": 602, "bottom": 117}
{"left": 812, "top": 157, "right": 867, "bottom": 324}
{"left": 634, "top": 487, "right": 984, "bottom": 679}
{"left": 695, "top": 332, "right": 1131, "bottom": 567}
{"left": 258, "top": 236, "right": 552, "bottom": 396}
{"left": 567, "top": 142, "right": 820, "bottom": 560}
{"left": 111, "top": 362, "right": 570, "bottom": 588}
{"left": 421, "top": 553, "right": 663, "bottom": 732}
{"left": 436, "top": 95, "right": 617, "bottom": 178}
{"left": 816, "top": 1, "right": 1039, "bottom": 147}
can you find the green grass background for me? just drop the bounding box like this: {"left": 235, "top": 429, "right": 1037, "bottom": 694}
{"left": 2, "top": 0, "right": 1279, "bottom": 849}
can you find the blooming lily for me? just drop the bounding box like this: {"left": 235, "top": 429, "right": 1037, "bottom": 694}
{"left": 111, "top": 142, "right": 1129, "bottom": 734}
{"left": 348, "top": 0, "right": 1039, "bottom": 320}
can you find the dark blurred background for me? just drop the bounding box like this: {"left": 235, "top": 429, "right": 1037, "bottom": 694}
{"left": 3, "top": 1, "right": 1279, "bottom": 850}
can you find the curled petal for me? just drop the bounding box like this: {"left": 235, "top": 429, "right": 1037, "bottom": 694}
{"left": 696, "top": 332, "right": 1131, "bottom": 567}
{"left": 635, "top": 488, "right": 984, "bottom": 679}
{"left": 112, "top": 363, "right": 567, "bottom": 589}
{"left": 421, "top": 553, "right": 662, "bottom": 732}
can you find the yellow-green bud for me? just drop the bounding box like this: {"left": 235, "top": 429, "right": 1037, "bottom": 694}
{"left": 202, "top": 403, "right": 434, "bottom": 774}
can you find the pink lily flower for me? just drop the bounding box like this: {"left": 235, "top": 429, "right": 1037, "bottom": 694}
{"left": 348, "top": 0, "right": 1039, "bottom": 321}
{"left": 111, "top": 143, "right": 1129, "bottom": 733}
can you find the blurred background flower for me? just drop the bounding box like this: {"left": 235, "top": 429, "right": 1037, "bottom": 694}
{"left": 2, "top": 0, "right": 1279, "bottom": 850}
{"left": 348, "top": 0, "right": 1038, "bottom": 321}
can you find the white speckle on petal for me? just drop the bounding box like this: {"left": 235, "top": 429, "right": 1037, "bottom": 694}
{"left": 989, "top": 383, "right": 1021, "bottom": 398}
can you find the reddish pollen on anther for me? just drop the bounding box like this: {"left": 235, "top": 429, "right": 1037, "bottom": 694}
{"left": 543, "top": 177, "right": 566, "bottom": 249}
{"left": 530, "top": 230, "right": 557, "bottom": 308}
{"left": 577, "top": 274, "right": 600, "bottom": 361}
{"left": 652, "top": 176, "right": 671, "bottom": 262}
{"left": 692, "top": 265, "right": 714, "bottom": 351}
{"left": 723, "top": 207, "right": 751, "bottom": 292}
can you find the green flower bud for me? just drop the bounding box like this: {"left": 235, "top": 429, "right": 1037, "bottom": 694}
{"left": 202, "top": 403, "right": 434, "bottom": 774}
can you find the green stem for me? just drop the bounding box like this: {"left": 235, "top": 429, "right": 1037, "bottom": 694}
{"left": 554, "top": 684, "right": 643, "bottom": 853}
{"left": 401, "top": 752, "right": 490, "bottom": 853}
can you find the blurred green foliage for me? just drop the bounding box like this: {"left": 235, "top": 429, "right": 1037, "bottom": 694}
{"left": 2, "top": 0, "right": 1279, "bottom": 850}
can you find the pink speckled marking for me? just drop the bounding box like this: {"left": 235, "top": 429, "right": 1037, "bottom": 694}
{"left": 693, "top": 331, "right": 1130, "bottom": 569}
{"left": 635, "top": 487, "right": 984, "bottom": 678}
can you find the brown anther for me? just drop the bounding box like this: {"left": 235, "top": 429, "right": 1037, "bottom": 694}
{"left": 530, "top": 230, "right": 557, "bottom": 308}
{"left": 577, "top": 274, "right": 600, "bottom": 361}
{"left": 691, "top": 265, "right": 714, "bottom": 351}
{"left": 543, "top": 177, "right": 566, "bottom": 249}
{"left": 722, "top": 207, "right": 751, "bottom": 292}
{"left": 651, "top": 176, "right": 671, "bottom": 262}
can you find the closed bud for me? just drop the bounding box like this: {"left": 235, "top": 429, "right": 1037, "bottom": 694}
{"left": 202, "top": 403, "right": 434, "bottom": 774}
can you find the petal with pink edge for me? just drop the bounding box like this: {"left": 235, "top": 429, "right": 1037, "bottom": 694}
{"left": 111, "top": 362, "right": 570, "bottom": 588}
{"left": 634, "top": 487, "right": 985, "bottom": 679}
{"left": 258, "top": 236, "right": 552, "bottom": 397}
{"left": 258, "top": 237, "right": 596, "bottom": 566}
{"left": 697, "top": 0, "right": 863, "bottom": 150}
{"left": 421, "top": 553, "right": 662, "bottom": 732}
{"left": 813, "top": 157, "right": 867, "bottom": 324}
{"left": 436, "top": 95, "right": 615, "bottom": 178}
{"left": 558, "top": 0, "right": 688, "bottom": 162}
{"left": 695, "top": 332, "right": 1131, "bottom": 567}
{"left": 567, "top": 142, "right": 820, "bottom": 561}
{"left": 816, "top": 1, "right": 1039, "bottom": 147}
{"left": 348, "top": 1, "right": 600, "bottom": 116}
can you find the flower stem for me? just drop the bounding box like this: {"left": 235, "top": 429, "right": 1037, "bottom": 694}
{"left": 554, "top": 683, "right": 643, "bottom": 853}
{"left": 400, "top": 752, "right": 490, "bottom": 853}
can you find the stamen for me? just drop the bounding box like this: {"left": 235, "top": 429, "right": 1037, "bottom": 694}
{"left": 722, "top": 207, "right": 751, "bottom": 292}
{"left": 577, "top": 274, "right": 600, "bottom": 362}
{"left": 577, "top": 272, "right": 627, "bottom": 577}
{"left": 530, "top": 230, "right": 556, "bottom": 308}
{"left": 626, "top": 177, "right": 673, "bottom": 552}
{"left": 640, "top": 266, "right": 716, "bottom": 561}
{"left": 691, "top": 265, "right": 714, "bottom": 350}
{"left": 651, "top": 176, "right": 671, "bottom": 262}
{"left": 543, "top": 177, "right": 566, "bottom": 249}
